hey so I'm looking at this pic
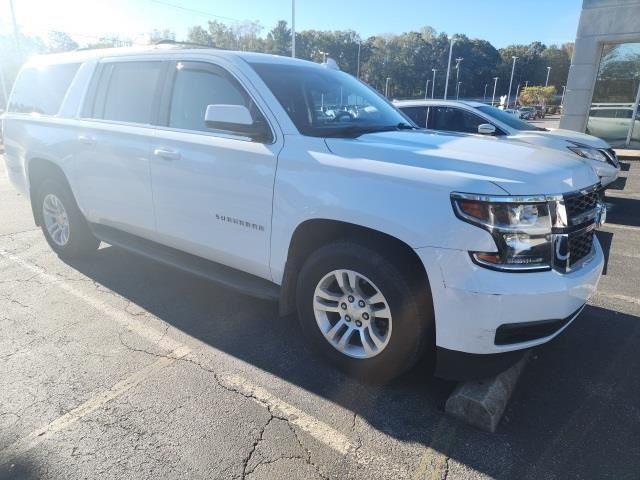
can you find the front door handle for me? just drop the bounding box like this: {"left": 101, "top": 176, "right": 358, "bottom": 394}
{"left": 77, "top": 135, "right": 95, "bottom": 146}
{"left": 153, "top": 148, "right": 181, "bottom": 161}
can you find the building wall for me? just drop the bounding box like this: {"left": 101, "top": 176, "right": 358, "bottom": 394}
{"left": 560, "top": 0, "right": 640, "bottom": 133}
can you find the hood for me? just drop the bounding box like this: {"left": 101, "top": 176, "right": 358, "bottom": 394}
{"left": 324, "top": 130, "right": 600, "bottom": 195}
{"left": 513, "top": 128, "right": 610, "bottom": 149}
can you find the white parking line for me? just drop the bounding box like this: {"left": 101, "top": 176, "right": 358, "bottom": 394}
{"left": 0, "top": 347, "right": 190, "bottom": 466}
{"left": 603, "top": 223, "right": 640, "bottom": 232}
{"left": 0, "top": 249, "right": 415, "bottom": 477}
{"left": 595, "top": 292, "right": 640, "bottom": 306}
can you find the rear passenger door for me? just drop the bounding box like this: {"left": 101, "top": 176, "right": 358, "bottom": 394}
{"left": 72, "top": 59, "right": 164, "bottom": 236}
{"left": 149, "top": 60, "right": 280, "bottom": 280}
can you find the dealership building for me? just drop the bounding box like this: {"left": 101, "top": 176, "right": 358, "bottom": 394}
{"left": 561, "top": 0, "right": 640, "bottom": 150}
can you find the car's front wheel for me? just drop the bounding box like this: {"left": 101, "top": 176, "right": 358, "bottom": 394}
{"left": 37, "top": 178, "right": 100, "bottom": 257}
{"left": 296, "top": 240, "right": 434, "bottom": 383}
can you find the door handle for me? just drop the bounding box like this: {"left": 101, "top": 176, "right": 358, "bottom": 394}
{"left": 77, "top": 135, "right": 95, "bottom": 146}
{"left": 153, "top": 148, "right": 181, "bottom": 161}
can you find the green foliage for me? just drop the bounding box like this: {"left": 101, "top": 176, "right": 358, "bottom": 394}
{"left": 0, "top": 20, "right": 575, "bottom": 108}
{"left": 518, "top": 86, "right": 557, "bottom": 106}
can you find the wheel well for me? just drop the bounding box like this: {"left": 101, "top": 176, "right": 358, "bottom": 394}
{"left": 27, "top": 158, "right": 71, "bottom": 226}
{"left": 279, "top": 219, "right": 431, "bottom": 317}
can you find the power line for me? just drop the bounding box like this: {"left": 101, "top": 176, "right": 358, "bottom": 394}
{"left": 150, "top": 0, "right": 242, "bottom": 23}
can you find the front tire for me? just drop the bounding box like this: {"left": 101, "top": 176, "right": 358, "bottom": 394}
{"left": 296, "top": 241, "right": 434, "bottom": 383}
{"left": 37, "top": 178, "right": 99, "bottom": 258}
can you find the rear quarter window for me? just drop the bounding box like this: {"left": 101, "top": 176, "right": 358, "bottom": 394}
{"left": 8, "top": 63, "right": 79, "bottom": 115}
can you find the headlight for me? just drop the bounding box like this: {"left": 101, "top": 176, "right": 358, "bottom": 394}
{"left": 451, "top": 194, "right": 552, "bottom": 272}
{"left": 568, "top": 145, "right": 608, "bottom": 162}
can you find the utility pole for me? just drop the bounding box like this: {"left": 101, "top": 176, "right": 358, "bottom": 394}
{"left": 0, "top": 67, "right": 8, "bottom": 110}
{"left": 9, "top": 0, "right": 21, "bottom": 57}
{"left": 514, "top": 83, "right": 521, "bottom": 108}
{"left": 561, "top": 85, "right": 567, "bottom": 107}
{"left": 507, "top": 56, "right": 518, "bottom": 109}
{"left": 545, "top": 66, "right": 551, "bottom": 86}
{"left": 425, "top": 80, "right": 430, "bottom": 100}
{"left": 457, "top": 81, "right": 462, "bottom": 100}
{"left": 483, "top": 83, "right": 489, "bottom": 103}
{"left": 491, "top": 76, "right": 499, "bottom": 106}
{"left": 431, "top": 68, "right": 437, "bottom": 99}
{"left": 455, "top": 57, "right": 463, "bottom": 100}
{"left": 291, "top": 0, "right": 296, "bottom": 58}
{"left": 443, "top": 36, "right": 456, "bottom": 100}
{"left": 356, "top": 41, "right": 361, "bottom": 79}
{"left": 385, "top": 77, "right": 391, "bottom": 98}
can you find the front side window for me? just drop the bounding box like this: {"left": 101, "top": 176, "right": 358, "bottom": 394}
{"left": 8, "top": 63, "right": 79, "bottom": 115}
{"left": 95, "top": 61, "right": 163, "bottom": 124}
{"left": 250, "top": 62, "right": 413, "bottom": 137}
{"left": 168, "top": 62, "right": 263, "bottom": 135}
{"left": 477, "top": 105, "right": 541, "bottom": 131}
{"left": 401, "top": 106, "right": 427, "bottom": 128}
{"left": 430, "top": 107, "right": 485, "bottom": 134}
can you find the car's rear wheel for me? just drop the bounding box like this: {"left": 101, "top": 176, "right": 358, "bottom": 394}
{"left": 37, "top": 178, "right": 100, "bottom": 257}
{"left": 296, "top": 240, "right": 433, "bottom": 383}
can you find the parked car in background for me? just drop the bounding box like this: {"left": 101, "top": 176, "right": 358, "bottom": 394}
{"left": 2, "top": 47, "right": 607, "bottom": 382}
{"left": 518, "top": 106, "right": 535, "bottom": 120}
{"left": 587, "top": 105, "right": 640, "bottom": 144}
{"left": 504, "top": 108, "right": 519, "bottom": 116}
{"left": 533, "top": 105, "right": 545, "bottom": 119}
{"left": 395, "top": 99, "right": 620, "bottom": 186}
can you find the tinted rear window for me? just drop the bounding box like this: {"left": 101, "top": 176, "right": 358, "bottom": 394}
{"left": 90, "top": 61, "right": 163, "bottom": 124}
{"left": 8, "top": 63, "right": 79, "bottom": 115}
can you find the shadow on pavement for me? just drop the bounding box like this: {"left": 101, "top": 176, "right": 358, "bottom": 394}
{"left": 595, "top": 230, "right": 613, "bottom": 275}
{"left": 605, "top": 196, "right": 640, "bottom": 228}
{"left": 56, "top": 247, "right": 640, "bottom": 479}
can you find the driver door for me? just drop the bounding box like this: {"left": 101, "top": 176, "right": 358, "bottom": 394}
{"left": 149, "top": 60, "right": 280, "bottom": 279}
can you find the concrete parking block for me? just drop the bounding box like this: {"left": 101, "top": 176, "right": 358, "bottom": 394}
{"left": 445, "top": 352, "right": 532, "bottom": 433}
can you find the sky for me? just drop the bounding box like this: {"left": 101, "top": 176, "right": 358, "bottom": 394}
{"left": 0, "top": 0, "right": 584, "bottom": 48}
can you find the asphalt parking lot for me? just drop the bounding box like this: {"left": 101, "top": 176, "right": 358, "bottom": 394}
{"left": 1, "top": 149, "right": 639, "bottom": 479}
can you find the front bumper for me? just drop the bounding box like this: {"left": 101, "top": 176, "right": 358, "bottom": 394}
{"left": 416, "top": 237, "right": 603, "bottom": 357}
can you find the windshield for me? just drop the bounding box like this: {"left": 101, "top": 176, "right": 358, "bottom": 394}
{"left": 477, "top": 105, "right": 542, "bottom": 131}
{"left": 249, "top": 62, "right": 414, "bottom": 137}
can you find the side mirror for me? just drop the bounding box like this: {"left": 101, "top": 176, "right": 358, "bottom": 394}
{"left": 204, "top": 104, "right": 269, "bottom": 141}
{"left": 478, "top": 123, "right": 496, "bottom": 135}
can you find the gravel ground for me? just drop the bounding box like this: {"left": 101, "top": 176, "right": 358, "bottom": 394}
{"left": 0, "top": 151, "right": 638, "bottom": 480}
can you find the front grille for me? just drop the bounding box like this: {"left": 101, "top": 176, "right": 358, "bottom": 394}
{"left": 564, "top": 188, "right": 602, "bottom": 222}
{"left": 568, "top": 228, "right": 595, "bottom": 266}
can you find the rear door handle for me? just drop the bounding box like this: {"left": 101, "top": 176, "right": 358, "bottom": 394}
{"left": 77, "top": 135, "right": 95, "bottom": 146}
{"left": 153, "top": 148, "right": 181, "bottom": 161}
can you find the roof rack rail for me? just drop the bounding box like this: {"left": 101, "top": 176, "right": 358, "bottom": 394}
{"left": 153, "top": 39, "right": 213, "bottom": 49}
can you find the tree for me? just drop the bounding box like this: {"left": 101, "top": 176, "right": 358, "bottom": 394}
{"left": 187, "top": 26, "right": 213, "bottom": 46}
{"left": 47, "top": 31, "right": 78, "bottom": 53}
{"left": 149, "top": 29, "right": 176, "bottom": 44}
{"left": 519, "top": 86, "right": 556, "bottom": 106}
{"left": 266, "top": 20, "right": 291, "bottom": 56}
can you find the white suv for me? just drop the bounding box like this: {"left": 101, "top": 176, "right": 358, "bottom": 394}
{"left": 1, "top": 46, "right": 606, "bottom": 382}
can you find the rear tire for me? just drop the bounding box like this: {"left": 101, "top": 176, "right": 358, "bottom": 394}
{"left": 296, "top": 240, "right": 434, "bottom": 383}
{"left": 36, "top": 178, "right": 99, "bottom": 258}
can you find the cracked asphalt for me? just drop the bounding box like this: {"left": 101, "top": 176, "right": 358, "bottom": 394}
{"left": 1, "top": 150, "right": 639, "bottom": 480}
